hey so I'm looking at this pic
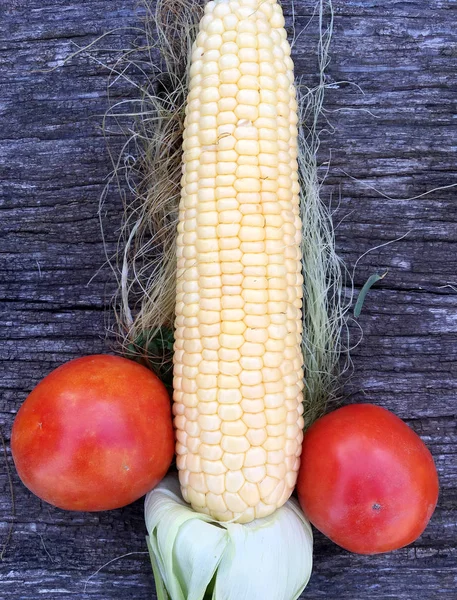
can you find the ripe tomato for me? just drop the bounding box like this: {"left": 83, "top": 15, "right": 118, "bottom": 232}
{"left": 11, "top": 355, "right": 174, "bottom": 511}
{"left": 297, "top": 404, "right": 439, "bottom": 554}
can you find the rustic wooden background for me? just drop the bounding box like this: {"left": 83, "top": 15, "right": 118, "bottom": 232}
{"left": 1, "top": 0, "right": 456, "bottom": 598}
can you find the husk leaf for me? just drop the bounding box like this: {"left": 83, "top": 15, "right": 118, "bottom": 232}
{"left": 145, "top": 475, "right": 313, "bottom": 600}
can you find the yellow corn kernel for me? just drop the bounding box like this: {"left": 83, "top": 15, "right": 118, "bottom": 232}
{"left": 174, "top": 0, "right": 303, "bottom": 524}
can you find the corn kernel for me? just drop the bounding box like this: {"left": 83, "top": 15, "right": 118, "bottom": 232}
{"left": 175, "top": 0, "right": 303, "bottom": 523}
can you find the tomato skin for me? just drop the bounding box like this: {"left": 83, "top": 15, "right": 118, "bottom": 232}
{"left": 297, "top": 404, "right": 439, "bottom": 554}
{"left": 11, "top": 355, "right": 174, "bottom": 511}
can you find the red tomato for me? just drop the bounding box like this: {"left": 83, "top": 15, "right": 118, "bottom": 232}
{"left": 11, "top": 355, "right": 174, "bottom": 511}
{"left": 297, "top": 404, "right": 439, "bottom": 554}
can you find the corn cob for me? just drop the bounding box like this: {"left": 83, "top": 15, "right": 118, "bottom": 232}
{"left": 173, "top": 0, "right": 304, "bottom": 523}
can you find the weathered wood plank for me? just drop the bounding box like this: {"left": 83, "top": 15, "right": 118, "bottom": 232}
{"left": 1, "top": 0, "right": 456, "bottom": 598}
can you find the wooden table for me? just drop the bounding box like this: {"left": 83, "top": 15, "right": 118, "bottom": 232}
{"left": 1, "top": 1, "right": 456, "bottom": 598}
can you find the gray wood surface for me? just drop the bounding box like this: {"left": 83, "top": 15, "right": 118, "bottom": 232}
{"left": 1, "top": 0, "right": 456, "bottom": 598}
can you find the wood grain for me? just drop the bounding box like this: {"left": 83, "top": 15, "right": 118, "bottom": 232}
{"left": 1, "top": 1, "right": 456, "bottom": 598}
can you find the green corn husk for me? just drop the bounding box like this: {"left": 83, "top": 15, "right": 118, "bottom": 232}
{"left": 145, "top": 474, "right": 313, "bottom": 600}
